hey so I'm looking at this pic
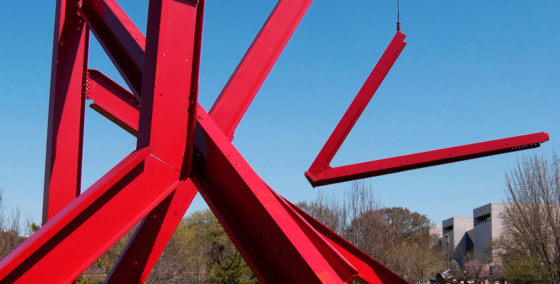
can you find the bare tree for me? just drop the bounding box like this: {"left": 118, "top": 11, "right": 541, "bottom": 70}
{"left": 301, "top": 181, "right": 446, "bottom": 283}
{"left": 497, "top": 154, "right": 560, "bottom": 283}
{"left": 0, "top": 190, "right": 26, "bottom": 260}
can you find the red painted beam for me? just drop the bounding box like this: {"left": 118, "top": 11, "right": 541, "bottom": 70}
{"left": 209, "top": 0, "right": 313, "bottom": 140}
{"left": 0, "top": 148, "right": 181, "bottom": 282}
{"left": 86, "top": 69, "right": 139, "bottom": 136}
{"left": 80, "top": 0, "right": 145, "bottom": 97}
{"left": 307, "top": 132, "right": 549, "bottom": 186}
{"left": 43, "top": 0, "right": 89, "bottom": 224}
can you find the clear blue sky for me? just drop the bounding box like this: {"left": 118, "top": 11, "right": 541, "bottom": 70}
{"left": 0, "top": 1, "right": 558, "bottom": 227}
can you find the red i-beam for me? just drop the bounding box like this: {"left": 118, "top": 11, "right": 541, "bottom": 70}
{"left": 0, "top": 0, "right": 548, "bottom": 283}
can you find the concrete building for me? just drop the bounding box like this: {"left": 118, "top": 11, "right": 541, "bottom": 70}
{"left": 442, "top": 217, "right": 473, "bottom": 265}
{"left": 440, "top": 203, "right": 509, "bottom": 266}
{"left": 473, "top": 203, "right": 507, "bottom": 258}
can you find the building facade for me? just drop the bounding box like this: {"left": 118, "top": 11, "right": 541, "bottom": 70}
{"left": 442, "top": 217, "right": 473, "bottom": 265}
{"left": 441, "top": 203, "right": 508, "bottom": 265}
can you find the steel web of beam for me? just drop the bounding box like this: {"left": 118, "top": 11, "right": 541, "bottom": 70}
{"left": 0, "top": 0, "right": 548, "bottom": 283}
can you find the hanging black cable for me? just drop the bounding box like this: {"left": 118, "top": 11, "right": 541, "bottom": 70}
{"left": 396, "top": 0, "right": 401, "bottom": 31}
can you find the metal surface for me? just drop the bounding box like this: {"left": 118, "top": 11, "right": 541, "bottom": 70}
{"left": 305, "top": 32, "right": 549, "bottom": 187}
{"left": 0, "top": 0, "right": 549, "bottom": 282}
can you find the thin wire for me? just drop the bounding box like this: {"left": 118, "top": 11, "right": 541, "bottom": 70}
{"left": 397, "top": 0, "right": 400, "bottom": 23}
{"left": 396, "top": 0, "right": 401, "bottom": 31}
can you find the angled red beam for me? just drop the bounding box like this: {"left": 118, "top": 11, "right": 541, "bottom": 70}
{"left": 282, "top": 197, "right": 407, "bottom": 283}
{"left": 43, "top": 0, "right": 89, "bottom": 224}
{"left": 181, "top": 0, "right": 204, "bottom": 178}
{"left": 307, "top": 31, "right": 406, "bottom": 176}
{"left": 209, "top": 0, "right": 313, "bottom": 140}
{"left": 80, "top": 0, "right": 145, "bottom": 97}
{"left": 191, "top": 106, "right": 351, "bottom": 283}
{"left": 107, "top": 179, "right": 198, "bottom": 283}
{"left": 86, "top": 69, "right": 140, "bottom": 136}
{"left": 0, "top": 148, "right": 181, "bottom": 282}
{"left": 307, "top": 132, "right": 549, "bottom": 186}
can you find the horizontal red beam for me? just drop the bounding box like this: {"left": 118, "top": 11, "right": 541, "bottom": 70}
{"left": 86, "top": 69, "right": 140, "bottom": 136}
{"left": 306, "top": 132, "right": 549, "bottom": 186}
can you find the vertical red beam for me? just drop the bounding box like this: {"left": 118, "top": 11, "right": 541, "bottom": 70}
{"left": 209, "top": 0, "right": 313, "bottom": 140}
{"left": 43, "top": 0, "right": 89, "bottom": 224}
{"left": 108, "top": 0, "right": 202, "bottom": 282}
{"left": 136, "top": 0, "right": 200, "bottom": 172}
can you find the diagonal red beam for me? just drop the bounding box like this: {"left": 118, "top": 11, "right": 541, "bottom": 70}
{"left": 80, "top": 0, "right": 145, "bottom": 98}
{"left": 307, "top": 31, "right": 407, "bottom": 176}
{"left": 43, "top": 0, "right": 89, "bottom": 224}
{"left": 209, "top": 0, "right": 313, "bottom": 140}
{"left": 307, "top": 132, "right": 549, "bottom": 186}
{"left": 192, "top": 106, "right": 354, "bottom": 283}
{"left": 86, "top": 69, "right": 140, "bottom": 136}
{"left": 0, "top": 148, "right": 181, "bottom": 282}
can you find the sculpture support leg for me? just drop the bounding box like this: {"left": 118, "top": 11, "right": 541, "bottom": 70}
{"left": 43, "top": 0, "right": 89, "bottom": 224}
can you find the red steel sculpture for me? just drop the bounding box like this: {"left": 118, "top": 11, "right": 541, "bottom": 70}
{"left": 0, "top": 0, "right": 549, "bottom": 283}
